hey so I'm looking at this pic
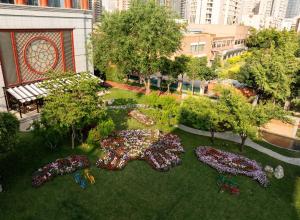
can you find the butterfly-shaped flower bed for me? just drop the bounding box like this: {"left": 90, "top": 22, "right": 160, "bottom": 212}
{"left": 32, "top": 155, "right": 90, "bottom": 188}
{"left": 128, "top": 110, "right": 155, "bottom": 126}
{"left": 96, "top": 129, "right": 184, "bottom": 171}
{"left": 195, "top": 147, "right": 268, "bottom": 187}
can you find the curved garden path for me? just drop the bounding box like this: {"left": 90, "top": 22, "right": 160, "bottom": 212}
{"left": 178, "top": 124, "right": 300, "bottom": 166}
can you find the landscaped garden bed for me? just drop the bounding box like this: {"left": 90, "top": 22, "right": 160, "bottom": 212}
{"left": 128, "top": 110, "right": 155, "bottom": 126}
{"left": 96, "top": 129, "right": 184, "bottom": 171}
{"left": 195, "top": 147, "right": 268, "bottom": 187}
{"left": 32, "top": 155, "right": 90, "bottom": 187}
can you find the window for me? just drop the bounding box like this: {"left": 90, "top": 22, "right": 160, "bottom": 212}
{"left": 27, "top": 0, "right": 38, "bottom": 5}
{"left": 0, "top": 0, "right": 14, "bottom": 3}
{"left": 190, "top": 43, "right": 205, "bottom": 53}
{"left": 72, "top": 0, "right": 81, "bottom": 9}
{"left": 48, "top": 0, "right": 61, "bottom": 7}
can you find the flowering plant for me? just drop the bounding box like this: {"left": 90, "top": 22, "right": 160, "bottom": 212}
{"left": 128, "top": 110, "right": 155, "bottom": 126}
{"left": 195, "top": 147, "right": 268, "bottom": 187}
{"left": 32, "top": 155, "right": 90, "bottom": 187}
{"left": 96, "top": 130, "right": 184, "bottom": 171}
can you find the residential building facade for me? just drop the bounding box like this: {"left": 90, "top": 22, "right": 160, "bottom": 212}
{"left": 176, "top": 24, "right": 249, "bottom": 61}
{"left": 240, "top": 0, "right": 288, "bottom": 29}
{"left": 184, "top": 0, "right": 241, "bottom": 25}
{"left": 286, "top": 0, "right": 300, "bottom": 18}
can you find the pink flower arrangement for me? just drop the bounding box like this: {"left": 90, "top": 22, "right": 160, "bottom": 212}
{"left": 32, "top": 155, "right": 90, "bottom": 188}
{"left": 195, "top": 147, "right": 268, "bottom": 187}
{"left": 96, "top": 130, "right": 184, "bottom": 171}
{"left": 128, "top": 110, "right": 155, "bottom": 126}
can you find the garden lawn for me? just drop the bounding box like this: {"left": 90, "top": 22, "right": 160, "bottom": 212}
{"left": 0, "top": 88, "right": 300, "bottom": 220}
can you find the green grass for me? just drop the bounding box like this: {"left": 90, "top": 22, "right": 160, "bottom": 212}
{"left": 0, "top": 88, "right": 300, "bottom": 220}
{"left": 104, "top": 88, "right": 147, "bottom": 104}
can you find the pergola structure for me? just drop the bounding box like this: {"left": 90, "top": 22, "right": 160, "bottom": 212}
{"left": 3, "top": 73, "right": 102, "bottom": 118}
{"left": 3, "top": 81, "right": 47, "bottom": 118}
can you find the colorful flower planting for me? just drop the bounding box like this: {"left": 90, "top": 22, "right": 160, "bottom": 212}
{"left": 96, "top": 129, "right": 184, "bottom": 171}
{"left": 128, "top": 110, "right": 154, "bottom": 126}
{"left": 195, "top": 147, "right": 268, "bottom": 187}
{"left": 32, "top": 155, "right": 90, "bottom": 188}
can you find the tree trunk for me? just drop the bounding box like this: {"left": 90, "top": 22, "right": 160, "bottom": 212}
{"left": 144, "top": 78, "right": 151, "bottom": 95}
{"left": 167, "top": 83, "right": 171, "bottom": 94}
{"left": 210, "top": 129, "right": 215, "bottom": 144}
{"left": 252, "top": 95, "right": 259, "bottom": 106}
{"left": 284, "top": 100, "right": 290, "bottom": 110}
{"left": 191, "top": 80, "right": 194, "bottom": 95}
{"left": 177, "top": 75, "right": 183, "bottom": 94}
{"left": 71, "top": 125, "right": 76, "bottom": 149}
{"left": 177, "top": 81, "right": 182, "bottom": 94}
{"left": 240, "top": 134, "right": 247, "bottom": 152}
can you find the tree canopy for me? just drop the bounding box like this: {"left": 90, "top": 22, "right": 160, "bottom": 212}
{"left": 239, "top": 47, "right": 298, "bottom": 102}
{"left": 91, "top": 0, "right": 184, "bottom": 94}
{"left": 240, "top": 28, "right": 300, "bottom": 104}
{"left": 0, "top": 112, "right": 19, "bottom": 154}
{"left": 158, "top": 55, "right": 190, "bottom": 93}
{"left": 246, "top": 28, "right": 299, "bottom": 54}
{"left": 41, "top": 72, "right": 106, "bottom": 149}
{"left": 186, "top": 56, "right": 215, "bottom": 94}
{"left": 218, "top": 87, "right": 288, "bottom": 151}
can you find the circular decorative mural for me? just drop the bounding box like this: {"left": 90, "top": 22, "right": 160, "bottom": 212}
{"left": 24, "top": 37, "right": 59, "bottom": 74}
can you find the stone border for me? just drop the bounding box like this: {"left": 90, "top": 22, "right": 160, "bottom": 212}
{"left": 178, "top": 124, "right": 300, "bottom": 166}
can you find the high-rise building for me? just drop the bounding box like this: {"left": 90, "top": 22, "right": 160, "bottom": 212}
{"left": 185, "top": 0, "right": 240, "bottom": 25}
{"left": 102, "top": 0, "right": 118, "bottom": 12}
{"left": 118, "top": 0, "right": 131, "bottom": 10}
{"left": 240, "top": 0, "right": 288, "bottom": 29}
{"left": 286, "top": 0, "right": 300, "bottom": 18}
{"left": 158, "top": 0, "right": 183, "bottom": 17}
{"left": 90, "top": 0, "right": 102, "bottom": 22}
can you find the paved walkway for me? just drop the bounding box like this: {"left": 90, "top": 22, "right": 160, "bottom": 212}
{"left": 178, "top": 124, "right": 300, "bottom": 166}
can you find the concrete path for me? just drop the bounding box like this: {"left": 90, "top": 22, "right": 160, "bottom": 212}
{"left": 178, "top": 124, "right": 300, "bottom": 166}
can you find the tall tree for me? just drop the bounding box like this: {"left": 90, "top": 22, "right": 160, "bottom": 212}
{"left": 91, "top": 0, "right": 183, "bottom": 94}
{"left": 158, "top": 55, "right": 189, "bottom": 93}
{"left": 41, "top": 73, "right": 106, "bottom": 149}
{"left": 173, "top": 55, "right": 190, "bottom": 94}
{"left": 180, "top": 96, "right": 232, "bottom": 143}
{"left": 239, "top": 47, "right": 298, "bottom": 103}
{"left": 246, "top": 28, "right": 299, "bottom": 53}
{"left": 218, "top": 87, "right": 288, "bottom": 151}
{"left": 186, "top": 57, "right": 215, "bottom": 95}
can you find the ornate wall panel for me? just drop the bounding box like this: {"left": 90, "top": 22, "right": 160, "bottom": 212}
{"left": 15, "top": 31, "right": 64, "bottom": 83}
{"left": 0, "top": 30, "right": 75, "bottom": 87}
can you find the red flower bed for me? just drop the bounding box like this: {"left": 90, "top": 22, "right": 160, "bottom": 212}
{"left": 32, "top": 155, "right": 90, "bottom": 188}
{"left": 96, "top": 130, "right": 184, "bottom": 171}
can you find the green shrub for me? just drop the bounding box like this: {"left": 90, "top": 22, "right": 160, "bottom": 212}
{"left": 291, "top": 98, "right": 300, "bottom": 112}
{"left": 144, "top": 93, "right": 179, "bottom": 128}
{"left": 0, "top": 112, "right": 19, "bottom": 153}
{"left": 86, "top": 119, "right": 115, "bottom": 147}
{"left": 97, "top": 119, "right": 115, "bottom": 139}
{"left": 32, "top": 120, "right": 65, "bottom": 150}
{"left": 180, "top": 97, "right": 211, "bottom": 130}
{"left": 86, "top": 128, "right": 101, "bottom": 146}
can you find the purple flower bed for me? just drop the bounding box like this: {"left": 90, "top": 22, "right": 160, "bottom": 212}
{"left": 195, "top": 147, "right": 268, "bottom": 187}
